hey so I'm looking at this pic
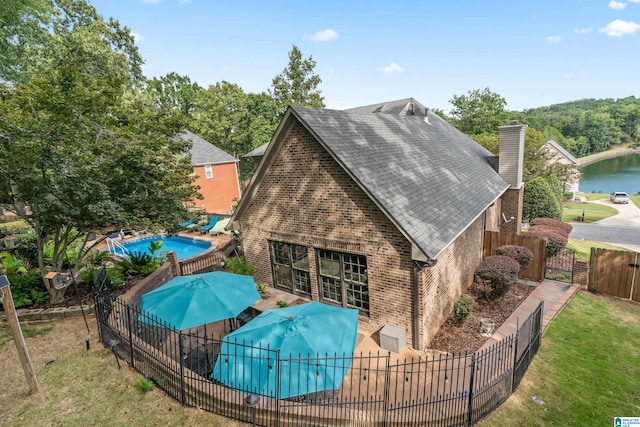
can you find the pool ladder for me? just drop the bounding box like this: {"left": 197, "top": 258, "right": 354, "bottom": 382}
{"left": 106, "top": 237, "right": 130, "bottom": 257}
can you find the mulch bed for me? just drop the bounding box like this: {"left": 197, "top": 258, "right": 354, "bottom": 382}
{"left": 428, "top": 282, "right": 535, "bottom": 354}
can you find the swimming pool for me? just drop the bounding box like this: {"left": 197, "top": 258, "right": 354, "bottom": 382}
{"left": 111, "top": 235, "right": 212, "bottom": 260}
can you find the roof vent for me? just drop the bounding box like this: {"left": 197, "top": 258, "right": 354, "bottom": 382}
{"left": 423, "top": 108, "right": 431, "bottom": 125}
{"left": 409, "top": 102, "right": 415, "bottom": 115}
{"left": 373, "top": 105, "right": 384, "bottom": 113}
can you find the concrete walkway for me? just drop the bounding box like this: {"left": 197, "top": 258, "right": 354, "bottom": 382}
{"left": 480, "top": 280, "right": 582, "bottom": 351}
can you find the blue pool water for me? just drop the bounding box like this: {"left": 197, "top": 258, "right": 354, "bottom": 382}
{"left": 113, "top": 235, "right": 212, "bottom": 260}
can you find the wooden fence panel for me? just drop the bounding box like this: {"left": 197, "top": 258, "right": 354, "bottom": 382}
{"left": 483, "top": 231, "right": 547, "bottom": 281}
{"left": 589, "top": 248, "right": 638, "bottom": 299}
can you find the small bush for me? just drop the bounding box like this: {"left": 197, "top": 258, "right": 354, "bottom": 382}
{"left": 530, "top": 217, "right": 573, "bottom": 235}
{"left": 454, "top": 295, "right": 474, "bottom": 321}
{"left": 528, "top": 225, "right": 568, "bottom": 258}
{"left": 224, "top": 257, "right": 255, "bottom": 276}
{"left": 475, "top": 255, "right": 520, "bottom": 299}
{"left": 277, "top": 300, "right": 288, "bottom": 308}
{"left": 494, "top": 245, "right": 534, "bottom": 272}
{"left": 136, "top": 377, "right": 153, "bottom": 393}
{"left": 117, "top": 252, "right": 159, "bottom": 276}
{"left": 256, "top": 282, "right": 270, "bottom": 298}
{"left": 7, "top": 272, "right": 49, "bottom": 308}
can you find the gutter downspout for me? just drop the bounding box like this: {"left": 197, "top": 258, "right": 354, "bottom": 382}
{"left": 412, "top": 265, "right": 421, "bottom": 349}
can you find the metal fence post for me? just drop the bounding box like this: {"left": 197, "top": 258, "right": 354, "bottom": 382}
{"left": 275, "top": 349, "right": 281, "bottom": 426}
{"left": 467, "top": 353, "right": 476, "bottom": 426}
{"left": 126, "top": 304, "right": 135, "bottom": 369}
{"left": 511, "top": 328, "right": 519, "bottom": 393}
{"left": 382, "top": 352, "right": 391, "bottom": 427}
{"left": 179, "top": 332, "right": 186, "bottom": 404}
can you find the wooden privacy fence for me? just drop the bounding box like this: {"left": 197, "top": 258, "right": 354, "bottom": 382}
{"left": 483, "top": 231, "right": 547, "bottom": 281}
{"left": 589, "top": 248, "right": 640, "bottom": 302}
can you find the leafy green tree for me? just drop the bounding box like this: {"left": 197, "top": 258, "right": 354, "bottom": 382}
{"left": 0, "top": 0, "right": 52, "bottom": 84}
{"left": 192, "top": 81, "right": 249, "bottom": 158}
{"left": 145, "top": 72, "right": 202, "bottom": 127}
{"left": 523, "top": 177, "right": 562, "bottom": 221}
{"left": 0, "top": 0, "right": 197, "bottom": 302}
{"left": 269, "top": 44, "right": 325, "bottom": 117}
{"left": 582, "top": 110, "right": 621, "bottom": 152}
{"left": 449, "top": 88, "right": 508, "bottom": 135}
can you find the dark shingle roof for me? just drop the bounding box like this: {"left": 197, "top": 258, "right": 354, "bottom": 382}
{"left": 344, "top": 98, "right": 428, "bottom": 116}
{"left": 244, "top": 144, "right": 268, "bottom": 159}
{"left": 291, "top": 106, "right": 509, "bottom": 259}
{"left": 176, "top": 130, "right": 238, "bottom": 165}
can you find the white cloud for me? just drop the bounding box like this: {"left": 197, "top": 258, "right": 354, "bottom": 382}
{"left": 609, "top": 0, "right": 627, "bottom": 9}
{"left": 547, "top": 35, "right": 561, "bottom": 43}
{"left": 380, "top": 63, "right": 404, "bottom": 74}
{"left": 131, "top": 31, "right": 143, "bottom": 42}
{"left": 310, "top": 29, "right": 338, "bottom": 42}
{"left": 574, "top": 27, "right": 593, "bottom": 34}
{"left": 599, "top": 19, "right": 640, "bottom": 36}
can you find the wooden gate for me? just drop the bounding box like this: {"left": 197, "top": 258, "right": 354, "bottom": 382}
{"left": 483, "top": 231, "right": 547, "bottom": 281}
{"left": 589, "top": 248, "right": 640, "bottom": 302}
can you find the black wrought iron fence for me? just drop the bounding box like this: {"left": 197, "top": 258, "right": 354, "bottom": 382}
{"left": 94, "top": 290, "right": 543, "bottom": 426}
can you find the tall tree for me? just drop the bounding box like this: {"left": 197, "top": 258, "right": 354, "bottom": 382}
{"left": 269, "top": 44, "right": 325, "bottom": 117}
{"left": 145, "top": 72, "right": 202, "bottom": 127}
{"left": 0, "top": 0, "right": 197, "bottom": 302}
{"left": 449, "top": 88, "right": 508, "bottom": 135}
{"left": 0, "top": 0, "right": 52, "bottom": 84}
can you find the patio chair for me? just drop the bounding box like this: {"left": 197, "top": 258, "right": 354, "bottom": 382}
{"left": 200, "top": 216, "right": 219, "bottom": 233}
{"left": 179, "top": 218, "right": 194, "bottom": 228}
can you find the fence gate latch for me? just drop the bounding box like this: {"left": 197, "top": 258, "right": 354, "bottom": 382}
{"left": 629, "top": 263, "right": 640, "bottom": 269}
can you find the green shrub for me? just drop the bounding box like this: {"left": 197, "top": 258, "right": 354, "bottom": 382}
{"left": 528, "top": 225, "right": 569, "bottom": 258}
{"left": 494, "top": 245, "right": 534, "bottom": 272}
{"left": 523, "top": 177, "right": 562, "bottom": 221}
{"left": 454, "top": 295, "right": 474, "bottom": 321}
{"left": 79, "top": 266, "right": 123, "bottom": 287}
{"left": 117, "top": 252, "right": 160, "bottom": 276}
{"left": 224, "top": 257, "right": 255, "bottom": 276}
{"left": 136, "top": 377, "right": 153, "bottom": 393}
{"left": 6, "top": 272, "right": 49, "bottom": 308}
{"left": 530, "top": 217, "right": 572, "bottom": 235}
{"left": 12, "top": 229, "right": 38, "bottom": 266}
{"left": 256, "top": 282, "right": 270, "bottom": 298}
{"left": 475, "top": 255, "right": 520, "bottom": 299}
{"left": 277, "top": 300, "right": 288, "bottom": 308}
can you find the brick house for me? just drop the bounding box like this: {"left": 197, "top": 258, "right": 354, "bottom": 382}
{"left": 177, "top": 130, "right": 241, "bottom": 215}
{"left": 229, "top": 99, "right": 525, "bottom": 349}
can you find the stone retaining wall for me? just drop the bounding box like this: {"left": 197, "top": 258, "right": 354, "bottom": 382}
{"left": 0, "top": 304, "right": 95, "bottom": 325}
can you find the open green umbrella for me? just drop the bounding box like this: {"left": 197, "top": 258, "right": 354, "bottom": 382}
{"left": 139, "top": 271, "right": 260, "bottom": 330}
{"left": 213, "top": 301, "right": 358, "bottom": 398}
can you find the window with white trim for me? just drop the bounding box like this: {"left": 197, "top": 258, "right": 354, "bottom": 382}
{"left": 204, "top": 164, "right": 213, "bottom": 179}
{"left": 317, "top": 249, "right": 369, "bottom": 314}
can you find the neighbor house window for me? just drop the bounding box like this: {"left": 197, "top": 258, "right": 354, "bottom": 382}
{"left": 204, "top": 164, "right": 213, "bottom": 179}
{"left": 317, "top": 249, "right": 369, "bottom": 314}
{"left": 269, "top": 241, "right": 311, "bottom": 296}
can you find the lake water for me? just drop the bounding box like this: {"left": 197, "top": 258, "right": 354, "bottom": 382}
{"left": 579, "top": 153, "right": 640, "bottom": 195}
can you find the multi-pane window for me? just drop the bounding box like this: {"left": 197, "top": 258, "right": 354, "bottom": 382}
{"left": 317, "top": 249, "right": 369, "bottom": 314}
{"left": 269, "top": 241, "right": 310, "bottom": 296}
{"left": 204, "top": 164, "right": 213, "bottom": 179}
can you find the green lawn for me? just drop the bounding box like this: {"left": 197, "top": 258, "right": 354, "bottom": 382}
{"left": 575, "top": 192, "right": 610, "bottom": 201}
{"left": 562, "top": 201, "right": 617, "bottom": 222}
{"left": 567, "top": 238, "right": 628, "bottom": 260}
{"left": 478, "top": 292, "right": 640, "bottom": 426}
{"left": 631, "top": 194, "right": 640, "bottom": 209}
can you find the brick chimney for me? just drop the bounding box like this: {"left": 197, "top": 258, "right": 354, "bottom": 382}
{"left": 498, "top": 124, "right": 526, "bottom": 234}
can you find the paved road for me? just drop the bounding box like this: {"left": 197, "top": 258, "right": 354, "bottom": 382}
{"left": 569, "top": 198, "right": 640, "bottom": 252}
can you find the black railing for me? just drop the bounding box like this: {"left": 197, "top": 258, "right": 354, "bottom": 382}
{"left": 94, "top": 290, "right": 543, "bottom": 426}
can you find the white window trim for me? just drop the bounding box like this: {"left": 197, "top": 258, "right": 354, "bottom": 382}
{"left": 204, "top": 164, "right": 213, "bottom": 179}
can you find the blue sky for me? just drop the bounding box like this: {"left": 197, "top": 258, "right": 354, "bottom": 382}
{"left": 91, "top": 0, "right": 640, "bottom": 111}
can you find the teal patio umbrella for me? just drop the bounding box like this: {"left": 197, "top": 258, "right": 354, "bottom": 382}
{"left": 139, "top": 271, "right": 260, "bottom": 330}
{"left": 212, "top": 301, "right": 358, "bottom": 399}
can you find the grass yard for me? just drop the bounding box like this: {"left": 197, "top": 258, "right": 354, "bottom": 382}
{"left": 568, "top": 238, "right": 628, "bottom": 260}
{"left": 575, "top": 192, "right": 610, "bottom": 201}
{"left": 562, "top": 201, "right": 618, "bottom": 222}
{"left": 478, "top": 292, "right": 640, "bottom": 426}
{"left": 631, "top": 193, "right": 640, "bottom": 209}
{"left": 0, "top": 317, "right": 243, "bottom": 427}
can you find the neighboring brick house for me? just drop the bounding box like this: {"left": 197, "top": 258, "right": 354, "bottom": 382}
{"left": 177, "top": 130, "right": 241, "bottom": 215}
{"left": 229, "top": 99, "right": 525, "bottom": 350}
{"left": 542, "top": 139, "right": 581, "bottom": 194}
